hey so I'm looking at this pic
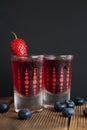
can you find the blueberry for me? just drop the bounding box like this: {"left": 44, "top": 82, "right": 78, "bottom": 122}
{"left": 73, "top": 97, "right": 85, "bottom": 106}
{"left": 54, "top": 102, "right": 67, "bottom": 112}
{"left": 62, "top": 108, "right": 74, "bottom": 117}
{"left": 18, "top": 109, "right": 32, "bottom": 120}
{"left": 0, "top": 102, "right": 9, "bottom": 113}
{"left": 83, "top": 108, "right": 87, "bottom": 117}
{"left": 65, "top": 100, "right": 75, "bottom": 108}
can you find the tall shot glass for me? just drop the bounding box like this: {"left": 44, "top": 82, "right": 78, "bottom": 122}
{"left": 43, "top": 55, "right": 74, "bottom": 108}
{"left": 11, "top": 55, "right": 44, "bottom": 112}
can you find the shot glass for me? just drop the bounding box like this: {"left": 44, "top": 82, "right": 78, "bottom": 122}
{"left": 11, "top": 55, "right": 44, "bottom": 112}
{"left": 43, "top": 55, "right": 74, "bottom": 108}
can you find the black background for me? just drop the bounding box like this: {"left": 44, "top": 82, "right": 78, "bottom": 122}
{"left": 0, "top": 0, "right": 87, "bottom": 98}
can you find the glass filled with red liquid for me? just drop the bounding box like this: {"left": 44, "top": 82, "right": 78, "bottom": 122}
{"left": 11, "top": 55, "right": 43, "bottom": 112}
{"left": 43, "top": 55, "right": 74, "bottom": 108}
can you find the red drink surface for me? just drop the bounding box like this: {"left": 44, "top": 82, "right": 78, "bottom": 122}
{"left": 12, "top": 58, "right": 43, "bottom": 96}
{"left": 44, "top": 58, "right": 73, "bottom": 94}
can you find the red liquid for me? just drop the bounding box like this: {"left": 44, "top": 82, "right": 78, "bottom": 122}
{"left": 12, "top": 59, "right": 43, "bottom": 96}
{"left": 44, "top": 59, "right": 73, "bottom": 94}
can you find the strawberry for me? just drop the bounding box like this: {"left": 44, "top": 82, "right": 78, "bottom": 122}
{"left": 10, "top": 32, "right": 28, "bottom": 57}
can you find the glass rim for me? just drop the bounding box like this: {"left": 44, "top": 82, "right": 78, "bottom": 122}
{"left": 11, "top": 55, "right": 44, "bottom": 61}
{"left": 44, "top": 54, "right": 74, "bottom": 60}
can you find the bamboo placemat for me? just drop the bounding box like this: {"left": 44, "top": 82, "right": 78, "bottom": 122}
{"left": 69, "top": 101, "right": 87, "bottom": 130}
{"left": 0, "top": 97, "right": 87, "bottom": 130}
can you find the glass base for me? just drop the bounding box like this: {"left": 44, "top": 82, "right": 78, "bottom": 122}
{"left": 14, "top": 91, "right": 43, "bottom": 112}
{"left": 43, "top": 89, "right": 70, "bottom": 109}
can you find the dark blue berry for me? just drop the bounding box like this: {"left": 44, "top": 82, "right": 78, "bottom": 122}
{"left": 73, "top": 97, "right": 85, "bottom": 106}
{"left": 54, "top": 102, "right": 67, "bottom": 112}
{"left": 65, "top": 100, "right": 75, "bottom": 108}
{"left": 0, "top": 102, "right": 9, "bottom": 113}
{"left": 83, "top": 108, "right": 87, "bottom": 117}
{"left": 62, "top": 107, "right": 74, "bottom": 117}
{"left": 18, "top": 109, "right": 32, "bottom": 120}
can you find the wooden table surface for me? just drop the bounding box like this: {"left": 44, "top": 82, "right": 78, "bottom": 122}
{"left": 0, "top": 97, "right": 87, "bottom": 130}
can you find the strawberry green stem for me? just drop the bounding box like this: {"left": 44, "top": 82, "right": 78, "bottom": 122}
{"left": 11, "top": 32, "right": 18, "bottom": 39}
